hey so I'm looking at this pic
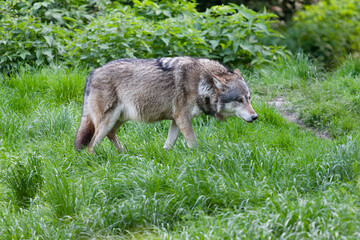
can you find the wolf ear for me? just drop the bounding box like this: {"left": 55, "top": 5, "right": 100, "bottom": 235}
{"left": 212, "top": 74, "right": 227, "bottom": 90}
{"left": 212, "top": 77, "right": 223, "bottom": 90}
{"left": 234, "top": 69, "right": 242, "bottom": 78}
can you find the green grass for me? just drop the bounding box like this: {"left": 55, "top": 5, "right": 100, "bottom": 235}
{"left": 1, "top": 57, "right": 360, "bottom": 239}
{"left": 257, "top": 54, "right": 360, "bottom": 138}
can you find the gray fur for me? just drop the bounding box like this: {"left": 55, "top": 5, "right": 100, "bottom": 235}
{"left": 74, "top": 57, "right": 258, "bottom": 153}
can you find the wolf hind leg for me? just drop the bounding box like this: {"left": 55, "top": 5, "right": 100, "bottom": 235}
{"left": 107, "top": 120, "right": 125, "bottom": 153}
{"left": 164, "top": 120, "right": 180, "bottom": 150}
{"left": 87, "top": 109, "right": 121, "bottom": 154}
{"left": 174, "top": 114, "right": 198, "bottom": 148}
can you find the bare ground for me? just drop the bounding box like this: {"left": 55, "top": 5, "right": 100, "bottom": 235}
{"left": 268, "top": 97, "right": 332, "bottom": 140}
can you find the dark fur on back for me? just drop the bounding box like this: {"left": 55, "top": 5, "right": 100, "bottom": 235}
{"left": 155, "top": 58, "right": 173, "bottom": 71}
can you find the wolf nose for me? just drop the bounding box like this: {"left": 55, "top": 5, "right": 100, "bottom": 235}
{"left": 251, "top": 114, "right": 258, "bottom": 121}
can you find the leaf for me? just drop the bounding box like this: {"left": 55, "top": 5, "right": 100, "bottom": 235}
{"left": 161, "top": 37, "right": 170, "bottom": 46}
{"left": 194, "top": 22, "right": 201, "bottom": 30}
{"left": 233, "top": 39, "right": 240, "bottom": 53}
{"left": 44, "top": 35, "right": 53, "bottom": 47}
{"left": 42, "top": 49, "right": 53, "bottom": 60}
{"left": 225, "top": 33, "right": 235, "bottom": 41}
{"left": 35, "top": 58, "right": 43, "bottom": 66}
{"left": 121, "top": 42, "right": 130, "bottom": 48}
{"left": 209, "top": 40, "right": 220, "bottom": 50}
{"left": 162, "top": 10, "right": 171, "bottom": 18}
{"left": 208, "top": 30, "right": 218, "bottom": 37}
{"left": 253, "top": 22, "right": 270, "bottom": 34}
{"left": 19, "top": 50, "right": 31, "bottom": 60}
{"left": 240, "top": 43, "right": 255, "bottom": 55}
{"left": 223, "top": 54, "right": 236, "bottom": 63}
{"left": 62, "top": 17, "right": 77, "bottom": 22}
{"left": 99, "top": 44, "right": 110, "bottom": 50}
{"left": 237, "top": 8, "right": 255, "bottom": 21}
{"left": 33, "top": 3, "right": 43, "bottom": 11}
{"left": 141, "top": 40, "right": 152, "bottom": 54}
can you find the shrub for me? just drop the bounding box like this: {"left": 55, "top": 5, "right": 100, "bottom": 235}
{"left": 201, "top": 4, "right": 287, "bottom": 66}
{"left": 70, "top": 2, "right": 286, "bottom": 68}
{"left": 68, "top": 4, "right": 211, "bottom": 67}
{"left": 196, "top": 0, "right": 319, "bottom": 22}
{"left": 0, "top": 0, "right": 286, "bottom": 74}
{"left": 285, "top": 0, "right": 360, "bottom": 63}
{"left": 0, "top": 1, "right": 71, "bottom": 74}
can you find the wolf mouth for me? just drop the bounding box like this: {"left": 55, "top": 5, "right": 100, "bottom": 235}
{"left": 236, "top": 113, "right": 254, "bottom": 123}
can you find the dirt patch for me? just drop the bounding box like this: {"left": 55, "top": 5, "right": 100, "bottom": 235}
{"left": 268, "top": 97, "right": 332, "bottom": 140}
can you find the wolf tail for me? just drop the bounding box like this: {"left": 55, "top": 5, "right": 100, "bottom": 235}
{"left": 74, "top": 115, "right": 95, "bottom": 151}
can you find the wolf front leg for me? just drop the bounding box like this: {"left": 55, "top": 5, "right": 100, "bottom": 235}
{"left": 164, "top": 120, "right": 180, "bottom": 150}
{"left": 174, "top": 114, "right": 198, "bottom": 148}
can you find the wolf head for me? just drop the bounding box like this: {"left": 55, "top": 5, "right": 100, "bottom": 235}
{"left": 197, "top": 68, "right": 258, "bottom": 123}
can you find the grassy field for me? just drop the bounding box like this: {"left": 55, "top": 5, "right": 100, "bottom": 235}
{"left": 1, "top": 55, "right": 360, "bottom": 239}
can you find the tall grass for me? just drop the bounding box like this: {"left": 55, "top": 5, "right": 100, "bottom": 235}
{"left": 3, "top": 154, "right": 43, "bottom": 208}
{"left": 0, "top": 57, "right": 360, "bottom": 238}
{"left": 255, "top": 54, "right": 360, "bottom": 138}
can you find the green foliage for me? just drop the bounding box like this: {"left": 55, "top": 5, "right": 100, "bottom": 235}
{"left": 69, "top": 4, "right": 209, "bottom": 66}
{"left": 71, "top": 2, "right": 286, "bottom": 68}
{"left": 196, "top": 0, "right": 318, "bottom": 22}
{"left": 132, "top": 0, "right": 198, "bottom": 20}
{"left": 0, "top": 1, "right": 71, "bottom": 74}
{"left": 285, "top": 0, "right": 360, "bottom": 63}
{"left": 202, "top": 4, "right": 287, "bottom": 66}
{"left": 0, "top": 0, "right": 286, "bottom": 74}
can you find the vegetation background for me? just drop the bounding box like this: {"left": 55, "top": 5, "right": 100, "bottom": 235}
{"left": 1, "top": 0, "right": 360, "bottom": 239}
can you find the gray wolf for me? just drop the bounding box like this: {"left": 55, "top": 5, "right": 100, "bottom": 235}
{"left": 74, "top": 57, "right": 258, "bottom": 153}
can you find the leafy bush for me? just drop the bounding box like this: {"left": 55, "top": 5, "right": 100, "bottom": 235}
{"left": 25, "top": 0, "right": 94, "bottom": 27}
{"left": 132, "top": 0, "right": 198, "bottom": 20}
{"left": 70, "top": 2, "right": 286, "bottom": 68}
{"left": 0, "top": 0, "right": 103, "bottom": 75}
{"left": 69, "top": 4, "right": 210, "bottom": 67}
{"left": 0, "top": 1, "right": 71, "bottom": 74}
{"left": 0, "top": 0, "right": 286, "bottom": 74}
{"left": 196, "top": 0, "right": 319, "bottom": 22}
{"left": 285, "top": 0, "right": 360, "bottom": 63}
{"left": 201, "top": 4, "right": 287, "bottom": 66}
